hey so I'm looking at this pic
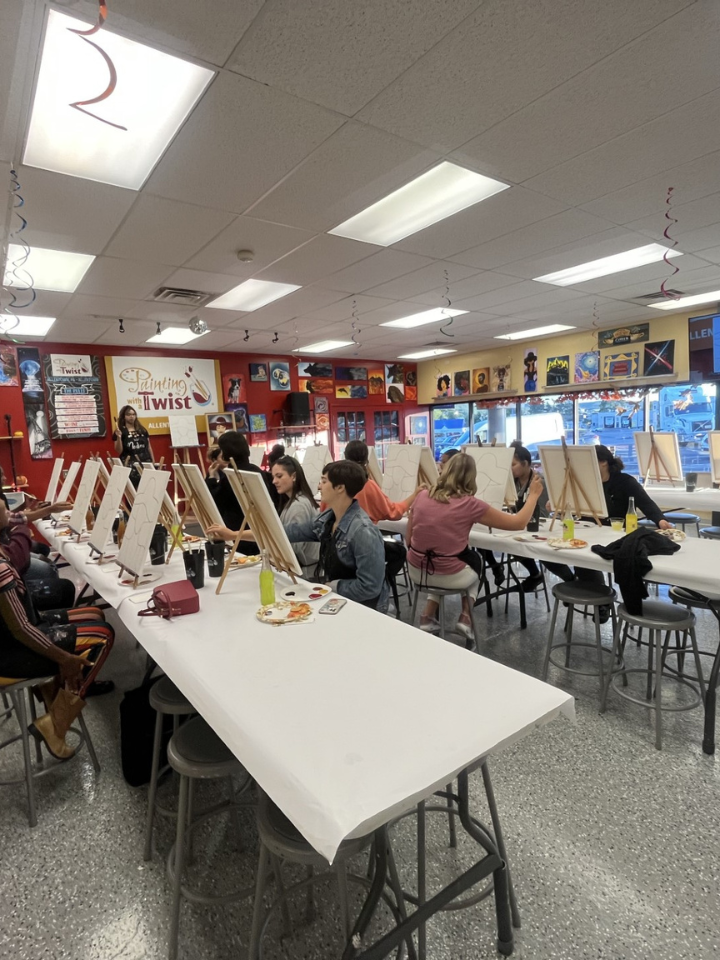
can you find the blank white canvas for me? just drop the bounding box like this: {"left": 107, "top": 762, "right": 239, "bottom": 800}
{"left": 171, "top": 462, "right": 225, "bottom": 533}
{"left": 382, "top": 445, "right": 421, "bottom": 503}
{"left": 419, "top": 446, "right": 439, "bottom": 485}
{"left": 367, "top": 446, "right": 383, "bottom": 486}
{"left": 57, "top": 461, "right": 81, "bottom": 502}
{"left": 67, "top": 460, "right": 101, "bottom": 535}
{"left": 709, "top": 432, "right": 720, "bottom": 484}
{"left": 116, "top": 469, "right": 170, "bottom": 578}
{"left": 249, "top": 446, "right": 265, "bottom": 467}
{"left": 88, "top": 465, "right": 131, "bottom": 556}
{"left": 168, "top": 415, "right": 200, "bottom": 448}
{"left": 302, "top": 445, "right": 331, "bottom": 494}
{"left": 634, "top": 432, "right": 683, "bottom": 482}
{"left": 463, "top": 447, "right": 515, "bottom": 510}
{"left": 539, "top": 445, "right": 607, "bottom": 518}
{"left": 44, "top": 459, "right": 64, "bottom": 502}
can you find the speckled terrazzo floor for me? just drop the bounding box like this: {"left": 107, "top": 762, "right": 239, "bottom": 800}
{"left": 1, "top": 569, "right": 719, "bottom": 960}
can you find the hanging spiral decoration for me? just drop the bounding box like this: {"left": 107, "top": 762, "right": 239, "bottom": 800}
{"left": 68, "top": 1, "right": 127, "bottom": 131}
{"left": 351, "top": 299, "right": 361, "bottom": 354}
{"left": 5, "top": 168, "right": 36, "bottom": 314}
{"left": 439, "top": 269, "right": 455, "bottom": 338}
{"left": 660, "top": 186, "right": 680, "bottom": 300}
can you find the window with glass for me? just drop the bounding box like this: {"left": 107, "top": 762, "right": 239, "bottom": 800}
{"left": 577, "top": 393, "right": 645, "bottom": 476}
{"left": 517, "top": 397, "right": 574, "bottom": 458}
{"left": 335, "top": 411, "right": 366, "bottom": 458}
{"left": 373, "top": 410, "right": 400, "bottom": 470}
{"left": 432, "top": 404, "right": 470, "bottom": 460}
{"left": 647, "top": 383, "right": 716, "bottom": 477}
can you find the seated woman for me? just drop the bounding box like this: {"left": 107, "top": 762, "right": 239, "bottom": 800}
{"left": 205, "top": 431, "right": 275, "bottom": 555}
{"left": 509, "top": 445, "right": 550, "bottom": 593}
{"left": 0, "top": 501, "right": 114, "bottom": 760}
{"left": 408, "top": 453, "right": 542, "bottom": 642}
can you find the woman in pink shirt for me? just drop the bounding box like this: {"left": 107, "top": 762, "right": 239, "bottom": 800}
{"left": 408, "top": 453, "right": 542, "bottom": 642}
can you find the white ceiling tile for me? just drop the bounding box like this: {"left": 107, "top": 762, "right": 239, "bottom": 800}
{"left": 103, "top": 196, "right": 234, "bottom": 266}
{"left": 564, "top": 254, "right": 715, "bottom": 296}
{"left": 406, "top": 272, "right": 521, "bottom": 306}
{"left": 227, "top": 0, "right": 480, "bottom": 116}
{"left": 222, "top": 286, "right": 346, "bottom": 328}
{"left": 0, "top": 1, "right": 24, "bottom": 163}
{"left": 392, "top": 187, "right": 567, "bottom": 259}
{"left": 592, "top": 264, "right": 720, "bottom": 300}
{"left": 258, "top": 235, "right": 380, "bottom": 286}
{"left": 44, "top": 317, "right": 112, "bottom": 343}
{"left": 93, "top": 320, "right": 158, "bottom": 346}
{"left": 452, "top": 280, "right": 546, "bottom": 312}
{"left": 247, "top": 122, "right": 439, "bottom": 232}
{"left": 12, "top": 165, "right": 135, "bottom": 253}
{"left": 109, "top": 0, "right": 265, "bottom": 65}
{"left": 76, "top": 257, "right": 172, "bottom": 299}
{"left": 179, "top": 329, "right": 247, "bottom": 351}
{"left": 8, "top": 290, "right": 71, "bottom": 316}
{"left": 320, "top": 250, "right": 435, "bottom": 293}
{"left": 456, "top": 3, "right": 720, "bottom": 182}
{"left": 302, "top": 294, "right": 398, "bottom": 323}
{"left": 695, "top": 246, "right": 720, "bottom": 265}
{"left": 524, "top": 89, "right": 720, "bottom": 205}
{"left": 183, "top": 216, "right": 314, "bottom": 276}
{"left": 625, "top": 191, "right": 720, "bottom": 240}
{"left": 357, "top": 0, "right": 689, "bottom": 151}
{"left": 146, "top": 71, "right": 344, "bottom": 213}
{"left": 59, "top": 293, "right": 139, "bottom": 322}
{"left": 366, "top": 261, "right": 481, "bottom": 300}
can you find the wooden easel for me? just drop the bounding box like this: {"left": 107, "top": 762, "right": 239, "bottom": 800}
{"left": 548, "top": 438, "right": 603, "bottom": 531}
{"left": 168, "top": 462, "right": 224, "bottom": 561}
{"left": 642, "top": 427, "right": 679, "bottom": 487}
{"left": 136, "top": 462, "right": 184, "bottom": 559}
{"left": 171, "top": 445, "right": 206, "bottom": 509}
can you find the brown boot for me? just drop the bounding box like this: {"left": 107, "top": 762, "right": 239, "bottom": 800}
{"left": 32, "top": 679, "right": 58, "bottom": 713}
{"left": 29, "top": 688, "right": 86, "bottom": 761}
{"left": 29, "top": 712, "right": 76, "bottom": 760}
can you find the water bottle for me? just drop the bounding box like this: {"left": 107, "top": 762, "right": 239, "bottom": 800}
{"left": 625, "top": 496, "right": 638, "bottom": 534}
{"left": 259, "top": 553, "right": 275, "bottom": 606}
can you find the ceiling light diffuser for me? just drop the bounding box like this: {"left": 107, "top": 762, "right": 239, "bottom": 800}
{"left": 650, "top": 290, "right": 720, "bottom": 310}
{"left": 0, "top": 315, "right": 56, "bottom": 336}
{"left": 495, "top": 324, "right": 575, "bottom": 341}
{"left": 534, "top": 244, "right": 682, "bottom": 286}
{"left": 4, "top": 244, "right": 94, "bottom": 292}
{"left": 292, "top": 340, "right": 353, "bottom": 353}
{"left": 329, "top": 162, "right": 509, "bottom": 246}
{"left": 397, "top": 348, "right": 457, "bottom": 360}
{"left": 206, "top": 279, "right": 301, "bottom": 312}
{"left": 23, "top": 9, "right": 214, "bottom": 189}
{"left": 380, "top": 307, "right": 468, "bottom": 329}
{"left": 146, "top": 326, "right": 209, "bottom": 345}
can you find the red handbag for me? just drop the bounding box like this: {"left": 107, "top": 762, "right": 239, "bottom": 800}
{"left": 138, "top": 580, "right": 200, "bottom": 620}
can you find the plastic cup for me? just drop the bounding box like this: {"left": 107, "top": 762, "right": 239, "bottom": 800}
{"left": 610, "top": 518, "right": 624, "bottom": 532}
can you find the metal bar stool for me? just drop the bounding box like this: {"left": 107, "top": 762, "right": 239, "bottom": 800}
{"left": 600, "top": 600, "right": 706, "bottom": 750}
{"left": 144, "top": 676, "right": 196, "bottom": 861}
{"left": 0, "top": 676, "right": 99, "bottom": 827}
{"left": 542, "top": 581, "right": 618, "bottom": 692}
{"left": 409, "top": 567, "right": 480, "bottom": 650}
{"left": 662, "top": 512, "right": 701, "bottom": 536}
{"left": 166, "top": 715, "right": 254, "bottom": 960}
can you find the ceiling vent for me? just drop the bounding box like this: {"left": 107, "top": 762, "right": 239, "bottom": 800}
{"left": 153, "top": 286, "right": 212, "bottom": 306}
{"left": 633, "top": 289, "right": 685, "bottom": 303}
{"left": 422, "top": 340, "right": 454, "bottom": 347}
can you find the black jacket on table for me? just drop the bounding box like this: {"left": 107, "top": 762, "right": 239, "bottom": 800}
{"left": 591, "top": 528, "right": 680, "bottom": 614}
{"left": 602, "top": 472, "right": 664, "bottom": 526}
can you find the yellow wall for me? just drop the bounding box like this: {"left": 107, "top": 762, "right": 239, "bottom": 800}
{"left": 418, "top": 311, "right": 691, "bottom": 403}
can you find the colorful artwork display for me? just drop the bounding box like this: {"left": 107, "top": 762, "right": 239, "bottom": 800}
{"left": 523, "top": 348, "right": 538, "bottom": 392}
{"left": 249, "top": 363, "right": 268, "bottom": 382}
{"left": 313, "top": 396, "right": 329, "bottom": 415}
{"left": 405, "top": 386, "right": 418, "bottom": 401}
{"left": 234, "top": 404, "right": 250, "bottom": 432}
{"left": 368, "top": 368, "right": 385, "bottom": 396}
{"left": 18, "top": 346, "right": 52, "bottom": 459}
{"left": 306, "top": 378, "right": 334, "bottom": 395}
{"left": 205, "top": 412, "right": 237, "bottom": 440}
{"left": 603, "top": 352, "right": 639, "bottom": 380}
{"left": 491, "top": 364, "right": 512, "bottom": 393}
{"left": 269, "top": 361, "right": 291, "bottom": 391}
{"left": 222, "top": 372, "right": 246, "bottom": 409}
{"left": 0, "top": 346, "right": 18, "bottom": 386}
{"left": 387, "top": 383, "right": 404, "bottom": 403}
{"left": 598, "top": 323, "right": 650, "bottom": 348}
{"left": 574, "top": 351, "right": 599, "bottom": 383}
{"left": 436, "top": 373, "right": 451, "bottom": 398}
{"left": 249, "top": 413, "right": 267, "bottom": 433}
{"left": 298, "top": 361, "right": 333, "bottom": 378}
{"left": 336, "top": 384, "right": 369, "bottom": 399}
{"left": 335, "top": 366, "right": 367, "bottom": 381}
{"left": 43, "top": 354, "right": 106, "bottom": 439}
{"left": 472, "top": 368, "right": 490, "bottom": 394}
{"left": 453, "top": 370, "right": 470, "bottom": 396}
{"left": 545, "top": 355, "right": 570, "bottom": 387}
{"left": 643, "top": 340, "right": 675, "bottom": 377}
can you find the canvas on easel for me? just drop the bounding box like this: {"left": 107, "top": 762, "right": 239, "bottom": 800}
{"left": 88, "top": 465, "right": 131, "bottom": 562}
{"left": 56, "top": 461, "right": 81, "bottom": 504}
{"left": 136, "top": 462, "right": 183, "bottom": 556}
{"left": 366, "top": 446, "right": 383, "bottom": 487}
{"left": 67, "top": 460, "right": 101, "bottom": 538}
{"left": 249, "top": 446, "right": 266, "bottom": 467}
{"left": 635, "top": 430, "right": 683, "bottom": 486}
{"left": 539, "top": 442, "right": 606, "bottom": 528}
{"left": 44, "top": 458, "right": 64, "bottom": 502}
{"left": 218, "top": 465, "right": 302, "bottom": 595}
{"left": 115, "top": 469, "right": 170, "bottom": 586}
{"left": 301, "top": 444, "right": 331, "bottom": 494}
{"left": 168, "top": 414, "right": 200, "bottom": 448}
{"left": 171, "top": 462, "right": 225, "bottom": 539}
{"left": 382, "top": 444, "right": 422, "bottom": 502}
{"left": 708, "top": 432, "right": 720, "bottom": 485}
{"left": 462, "top": 446, "right": 515, "bottom": 509}
{"left": 418, "top": 446, "right": 439, "bottom": 487}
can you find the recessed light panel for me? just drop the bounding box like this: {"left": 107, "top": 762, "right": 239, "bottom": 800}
{"left": 329, "top": 162, "right": 509, "bottom": 246}
{"left": 207, "top": 280, "right": 301, "bottom": 312}
{"left": 380, "top": 307, "right": 467, "bottom": 329}
{"left": 495, "top": 324, "right": 575, "bottom": 341}
{"left": 23, "top": 10, "right": 214, "bottom": 189}
{"left": 146, "top": 326, "right": 209, "bottom": 344}
{"left": 4, "top": 244, "right": 94, "bottom": 292}
{"left": 292, "top": 340, "right": 353, "bottom": 353}
{"left": 650, "top": 290, "right": 720, "bottom": 310}
{"left": 0, "top": 315, "right": 56, "bottom": 336}
{"left": 534, "top": 244, "right": 682, "bottom": 286}
{"left": 397, "top": 348, "right": 457, "bottom": 360}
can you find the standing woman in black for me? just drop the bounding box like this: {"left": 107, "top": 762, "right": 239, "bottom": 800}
{"left": 112, "top": 406, "right": 155, "bottom": 485}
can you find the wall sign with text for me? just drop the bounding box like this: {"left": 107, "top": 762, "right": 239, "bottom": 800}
{"left": 43, "top": 354, "right": 106, "bottom": 439}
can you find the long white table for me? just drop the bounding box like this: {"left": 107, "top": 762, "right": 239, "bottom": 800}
{"left": 644, "top": 484, "right": 720, "bottom": 515}
{"left": 37, "top": 519, "right": 575, "bottom": 864}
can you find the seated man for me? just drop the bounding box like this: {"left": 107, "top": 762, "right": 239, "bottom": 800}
{"left": 286, "top": 461, "right": 388, "bottom": 610}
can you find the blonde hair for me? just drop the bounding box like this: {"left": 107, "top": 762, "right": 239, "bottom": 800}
{"left": 428, "top": 453, "right": 477, "bottom": 503}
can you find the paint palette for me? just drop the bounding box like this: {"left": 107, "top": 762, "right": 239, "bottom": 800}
{"left": 280, "top": 583, "right": 331, "bottom": 602}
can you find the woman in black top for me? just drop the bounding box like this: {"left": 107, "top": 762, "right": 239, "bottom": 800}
{"left": 113, "top": 406, "right": 154, "bottom": 484}
{"left": 205, "top": 431, "right": 276, "bottom": 554}
{"left": 595, "top": 445, "right": 671, "bottom": 528}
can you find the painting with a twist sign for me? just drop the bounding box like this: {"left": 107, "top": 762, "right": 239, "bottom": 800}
{"left": 105, "top": 356, "right": 222, "bottom": 436}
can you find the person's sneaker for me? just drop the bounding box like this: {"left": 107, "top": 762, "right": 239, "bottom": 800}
{"left": 598, "top": 605, "right": 611, "bottom": 624}
{"left": 492, "top": 565, "right": 505, "bottom": 586}
{"left": 419, "top": 616, "right": 440, "bottom": 633}
{"left": 455, "top": 615, "right": 474, "bottom": 643}
{"left": 521, "top": 573, "right": 544, "bottom": 594}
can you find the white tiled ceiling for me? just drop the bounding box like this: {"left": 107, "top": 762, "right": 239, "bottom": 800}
{"left": 1, "top": 0, "right": 719, "bottom": 359}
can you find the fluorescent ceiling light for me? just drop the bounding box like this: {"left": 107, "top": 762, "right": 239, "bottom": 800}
{"left": 329, "top": 161, "right": 509, "bottom": 246}
{"left": 650, "top": 290, "right": 720, "bottom": 311}
{"left": 207, "top": 279, "right": 301, "bottom": 312}
{"left": 380, "top": 307, "right": 468, "bottom": 329}
{"left": 0, "top": 315, "right": 56, "bottom": 336}
{"left": 146, "top": 326, "right": 209, "bottom": 345}
{"left": 23, "top": 9, "right": 214, "bottom": 189}
{"left": 534, "top": 243, "right": 683, "bottom": 286}
{"left": 495, "top": 324, "right": 575, "bottom": 341}
{"left": 397, "top": 348, "right": 457, "bottom": 360}
{"left": 4, "top": 244, "right": 94, "bottom": 292}
{"left": 292, "top": 340, "right": 353, "bottom": 354}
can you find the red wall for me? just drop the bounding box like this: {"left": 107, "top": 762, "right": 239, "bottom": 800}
{"left": 0, "top": 340, "right": 422, "bottom": 492}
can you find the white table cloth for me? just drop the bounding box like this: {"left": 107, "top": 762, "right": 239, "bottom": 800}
{"left": 644, "top": 485, "right": 720, "bottom": 515}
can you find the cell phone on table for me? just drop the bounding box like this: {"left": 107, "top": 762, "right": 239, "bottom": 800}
{"left": 319, "top": 598, "right": 347, "bottom": 615}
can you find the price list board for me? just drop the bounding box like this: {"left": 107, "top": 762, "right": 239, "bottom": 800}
{"left": 43, "top": 354, "right": 107, "bottom": 439}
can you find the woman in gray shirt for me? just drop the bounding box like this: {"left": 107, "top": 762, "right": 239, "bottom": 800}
{"left": 271, "top": 456, "right": 320, "bottom": 579}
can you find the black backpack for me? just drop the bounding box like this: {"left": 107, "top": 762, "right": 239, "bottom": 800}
{"left": 119, "top": 675, "right": 172, "bottom": 787}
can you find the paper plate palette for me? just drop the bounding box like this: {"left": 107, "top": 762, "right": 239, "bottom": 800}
{"left": 547, "top": 538, "right": 589, "bottom": 550}
{"left": 658, "top": 528, "right": 686, "bottom": 542}
{"left": 257, "top": 601, "right": 314, "bottom": 625}
{"left": 280, "top": 583, "right": 331, "bottom": 602}
{"left": 230, "top": 554, "right": 262, "bottom": 568}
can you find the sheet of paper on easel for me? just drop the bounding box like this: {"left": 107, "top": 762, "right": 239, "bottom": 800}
{"left": 116, "top": 469, "right": 170, "bottom": 578}
{"left": 463, "top": 447, "right": 515, "bottom": 509}
{"left": 67, "top": 460, "right": 101, "bottom": 535}
{"left": 634, "top": 431, "right": 683, "bottom": 483}
{"left": 45, "top": 459, "right": 64, "bottom": 502}
{"left": 88, "top": 465, "right": 131, "bottom": 557}
{"left": 539, "top": 445, "right": 607, "bottom": 519}
{"left": 168, "top": 415, "right": 200, "bottom": 448}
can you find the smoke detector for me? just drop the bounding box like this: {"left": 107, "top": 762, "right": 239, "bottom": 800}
{"left": 236, "top": 249, "right": 255, "bottom": 262}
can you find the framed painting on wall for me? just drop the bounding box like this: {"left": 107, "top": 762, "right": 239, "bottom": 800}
{"left": 603, "top": 352, "right": 639, "bottom": 380}
{"left": 205, "top": 411, "right": 237, "bottom": 440}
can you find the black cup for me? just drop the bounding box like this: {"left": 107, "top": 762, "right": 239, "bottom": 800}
{"left": 183, "top": 549, "right": 205, "bottom": 589}
{"left": 526, "top": 503, "right": 540, "bottom": 532}
{"left": 149, "top": 524, "right": 168, "bottom": 566}
{"left": 686, "top": 472, "right": 697, "bottom": 493}
{"left": 205, "top": 540, "right": 225, "bottom": 577}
